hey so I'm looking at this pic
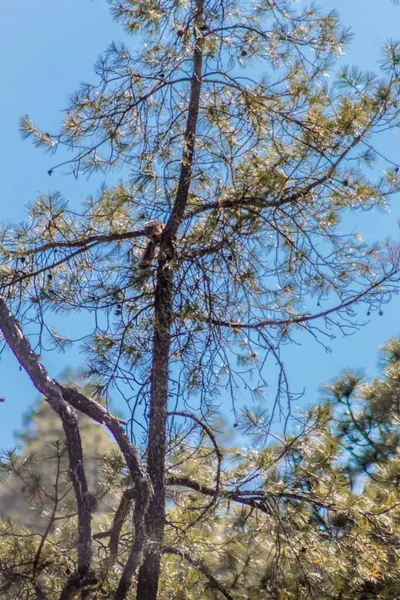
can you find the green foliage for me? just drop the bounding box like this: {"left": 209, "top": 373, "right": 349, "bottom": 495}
{"left": 4, "top": 0, "right": 400, "bottom": 413}
{"left": 3, "top": 0, "right": 400, "bottom": 598}
{"left": 5, "top": 340, "right": 400, "bottom": 598}
{"left": 156, "top": 344, "right": 400, "bottom": 599}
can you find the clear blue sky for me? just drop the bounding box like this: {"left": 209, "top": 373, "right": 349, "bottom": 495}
{"left": 0, "top": 0, "right": 400, "bottom": 447}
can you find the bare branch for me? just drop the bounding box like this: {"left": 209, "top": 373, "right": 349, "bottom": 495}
{"left": 169, "top": 411, "right": 223, "bottom": 523}
{"left": 115, "top": 480, "right": 152, "bottom": 600}
{"left": 200, "top": 266, "right": 400, "bottom": 330}
{"left": 92, "top": 488, "right": 136, "bottom": 558}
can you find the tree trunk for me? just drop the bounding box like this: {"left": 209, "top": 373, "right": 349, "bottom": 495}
{"left": 135, "top": 3, "right": 204, "bottom": 599}
{"left": 135, "top": 260, "right": 172, "bottom": 599}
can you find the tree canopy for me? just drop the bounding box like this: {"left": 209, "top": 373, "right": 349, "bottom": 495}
{"left": 1, "top": 0, "right": 400, "bottom": 598}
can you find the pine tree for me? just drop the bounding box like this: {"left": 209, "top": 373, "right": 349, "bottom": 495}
{"left": 1, "top": 0, "right": 400, "bottom": 598}
{"left": 0, "top": 376, "right": 119, "bottom": 532}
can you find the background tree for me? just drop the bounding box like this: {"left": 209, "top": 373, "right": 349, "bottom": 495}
{"left": 0, "top": 374, "right": 120, "bottom": 531}
{"left": 1, "top": 0, "right": 400, "bottom": 598}
{"left": 160, "top": 341, "right": 400, "bottom": 600}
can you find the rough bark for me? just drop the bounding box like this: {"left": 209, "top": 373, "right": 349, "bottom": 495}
{"left": 135, "top": 3, "right": 204, "bottom": 599}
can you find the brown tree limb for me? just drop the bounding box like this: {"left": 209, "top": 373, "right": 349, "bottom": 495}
{"left": 59, "top": 386, "right": 145, "bottom": 483}
{"left": 167, "top": 475, "right": 336, "bottom": 512}
{"left": 109, "top": 488, "right": 137, "bottom": 559}
{"left": 0, "top": 298, "right": 94, "bottom": 596}
{"left": 20, "top": 229, "right": 146, "bottom": 257}
{"left": 92, "top": 488, "right": 136, "bottom": 557}
{"left": 92, "top": 483, "right": 152, "bottom": 600}
{"left": 115, "top": 480, "right": 151, "bottom": 600}
{"left": 0, "top": 297, "right": 150, "bottom": 600}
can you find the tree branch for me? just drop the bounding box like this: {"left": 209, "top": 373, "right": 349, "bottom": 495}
{"left": 197, "top": 266, "right": 400, "bottom": 330}
{"left": 167, "top": 475, "right": 336, "bottom": 512}
{"left": 92, "top": 487, "right": 136, "bottom": 559}
{"left": 0, "top": 298, "right": 94, "bottom": 594}
{"left": 19, "top": 228, "right": 146, "bottom": 257}
{"left": 162, "top": 546, "right": 235, "bottom": 600}
{"left": 183, "top": 132, "right": 368, "bottom": 222}
{"left": 0, "top": 297, "right": 151, "bottom": 599}
{"left": 136, "top": 4, "right": 205, "bottom": 599}
{"left": 115, "top": 480, "right": 151, "bottom": 600}
{"left": 169, "top": 411, "right": 223, "bottom": 524}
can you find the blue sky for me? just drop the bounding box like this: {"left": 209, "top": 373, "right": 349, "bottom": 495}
{"left": 1, "top": 0, "right": 400, "bottom": 447}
